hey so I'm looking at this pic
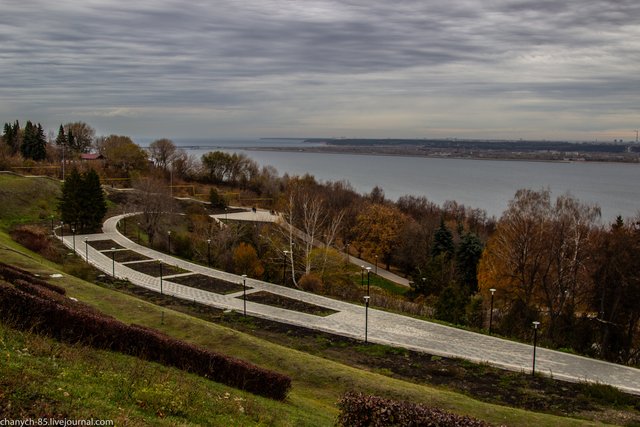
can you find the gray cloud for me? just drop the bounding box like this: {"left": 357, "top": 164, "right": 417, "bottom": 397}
{"left": 0, "top": 0, "right": 638, "bottom": 139}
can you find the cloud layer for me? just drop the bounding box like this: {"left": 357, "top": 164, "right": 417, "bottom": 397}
{"left": 1, "top": 0, "right": 638, "bottom": 140}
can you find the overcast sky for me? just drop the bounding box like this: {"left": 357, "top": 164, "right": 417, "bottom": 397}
{"left": 1, "top": 0, "right": 639, "bottom": 141}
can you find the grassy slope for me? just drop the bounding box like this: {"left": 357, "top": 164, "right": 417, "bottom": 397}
{"left": 0, "top": 174, "right": 606, "bottom": 426}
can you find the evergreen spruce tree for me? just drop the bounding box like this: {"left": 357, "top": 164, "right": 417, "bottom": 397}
{"left": 33, "top": 123, "right": 47, "bottom": 161}
{"left": 83, "top": 169, "right": 107, "bottom": 230}
{"left": 2, "top": 121, "right": 20, "bottom": 155}
{"left": 59, "top": 168, "right": 83, "bottom": 228}
{"left": 55, "top": 124, "right": 67, "bottom": 146}
{"left": 21, "top": 121, "right": 36, "bottom": 159}
{"left": 431, "top": 218, "right": 455, "bottom": 259}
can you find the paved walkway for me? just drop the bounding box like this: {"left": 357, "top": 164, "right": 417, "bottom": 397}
{"left": 59, "top": 214, "right": 640, "bottom": 395}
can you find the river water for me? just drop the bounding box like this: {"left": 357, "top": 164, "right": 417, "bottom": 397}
{"left": 175, "top": 138, "right": 640, "bottom": 221}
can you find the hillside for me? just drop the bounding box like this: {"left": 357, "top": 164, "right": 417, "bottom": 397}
{"left": 0, "top": 173, "right": 626, "bottom": 425}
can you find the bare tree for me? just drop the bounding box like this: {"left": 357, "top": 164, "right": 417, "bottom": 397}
{"left": 131, "top": 177, "right": 173, "bottom": 247}
{"left": 148, "top": 138, "right": 177, "bottom": 171}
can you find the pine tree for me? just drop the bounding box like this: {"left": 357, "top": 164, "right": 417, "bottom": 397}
{"left": 59, "top": 168, "right": 107, "bottom": 232}
{"left": 55, "top": 124, "right": 67, "bottom": 146}
{"left": 59, "top": 168, "right": 83, "bottom": 228}
{"left": 83, "top": 169, "right": 107, "bottom": 230}
{"left": 2, "top": 121, "right": 20, "bottom": 155}
{"left": 33, "top": 123, "right": 47, "bottom": 161}
{"left": 432, "top": 218, "right": 455, "bottom": 259}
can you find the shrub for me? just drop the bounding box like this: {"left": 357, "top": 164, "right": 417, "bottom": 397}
{"left": 337, "top": 391, "right": 492, "bottom": 427}
{"left": 0, "top": 263, "right": 291, "bottom": 401}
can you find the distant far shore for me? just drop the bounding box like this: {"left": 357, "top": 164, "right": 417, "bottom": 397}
{"left": 240, "top": 141, "right": 640, "bottom": 164}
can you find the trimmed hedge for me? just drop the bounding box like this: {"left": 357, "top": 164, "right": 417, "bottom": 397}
{"left": 337, "top": 391, "right": 493, "bottom": 427}
{"left": 0, "top": 263, "right": 291, "bottom": 401}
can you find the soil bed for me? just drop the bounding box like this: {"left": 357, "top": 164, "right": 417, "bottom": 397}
{"left": 124, "top": 260, "right": 189, "bottom": 277}
{"left": 169, "top": 274, "right": 247, "bottom": 294}
{"left": 88, "top": 240, "right": 124, "bottom": 251}
{"left": 107, "top": 250, "right": 151, "bottom": 263}
{"left": 242, "top": 291, "right": 338, "bottom": 317}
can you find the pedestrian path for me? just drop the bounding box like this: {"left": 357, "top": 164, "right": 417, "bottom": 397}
{"left": 58, "top": 213, "right": 640, "bottom": 395}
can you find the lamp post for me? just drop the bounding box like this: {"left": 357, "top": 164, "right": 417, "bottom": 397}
{"left": 111, "top": 247, "right": 116, "bottom": 278}
{"left": 123, "top": 216, "right": 127, "bottom": 235}
{"left": 225, "top": 207, "right": 228, "bottom": 221}
{"left": 422, "top": 277, "right": 426, "bottom": 294}
{"left": 360, "top": 265, "right": 365, "bottom": 287}
{"left": 532, "top": 321, "right": 541, "bottom": 376}
{"left": 60, "top": 221, "right": 64, "bottom": 240}
{"left": 50, "top": 215, "right": 55, "bottom": 235}
{"left": 345, "top": 242, "right": 350, "bottom": 263}
{"left": 207, "top": 239, "right": 211, "bottom": 267}
{"left": 72, "top": 228, "right": 76, "bottom": 252}
{"left": 366, "top": 266, "right": 372, "bottom": 296}
{"left": 282, "top": 250, "right": 289, "bottom": 285}
{"left": 242, "top": 274, "right": 247, "bottom": 316}
{"left": 84, "top": 237, "right": 89, "bottom": 263}
{"left": 489, "top": 288, "right": 496, "bottom": 335}
{"left": 159, "top": 259, "right": 164, "bottom": 295}
{"left": 374, "top": 255, "right": 378, "bottom": 274}
{"left": 137, "top": 222, "right": 141, "bottom": 243}
{"left": 167, "top": 230, "right": 172, "bottom": 253}
{"left": 364, "top": 295, "right": 370, "bottom": 343}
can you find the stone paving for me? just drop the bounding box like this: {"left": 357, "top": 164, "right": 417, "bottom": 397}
{"left": 59, "top": 213, "right": 640, "bottom": 395}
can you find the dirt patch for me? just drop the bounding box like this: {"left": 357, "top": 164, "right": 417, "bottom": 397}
{"left": 124, "top": 260, "right": 189, "bottom": 277}
{"left": 106, "top": 250, "right": 151, "bottom": 263}
{"left": 242, "top": 291, "right": 338, "bottom": 317}
{"left": 88, "top": 240, "right": 124, "bottom": 251}
{"left": 169, "top": 274, "right": 247, "bottom": 294}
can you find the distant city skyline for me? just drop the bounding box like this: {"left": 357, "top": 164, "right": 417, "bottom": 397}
{"left": 1, "top": 1, "right": 638, "bottom": 141}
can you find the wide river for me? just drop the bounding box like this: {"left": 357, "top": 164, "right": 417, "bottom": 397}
{"left": 177, "top": 138, "right": 640, "bottom": 221}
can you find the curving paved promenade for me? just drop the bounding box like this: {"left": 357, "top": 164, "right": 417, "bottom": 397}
{"left": 59, "top": 213, "right": 640, "bottom": 395}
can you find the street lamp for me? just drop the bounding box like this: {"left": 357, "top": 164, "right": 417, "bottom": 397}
{"left": 242, "top": 274, "right": 248, "bottom": 316}
{"left": 72, "top": 228, "right": 76, "bottom": 252}
{"left": 50, "top": 215, "right": 55, "bottom": 235}
{"left": 159, "top": 259, "right": 164, "bottom": 295}
{"left": 366, "top": 266, "right": 372, "bottom": 296}
{"left": 345, "top": 242, "right": 350, "bottom": 263}
{"left": 422, "top": 277, "right": 426, "bottom": 294}
{"left": 364, "top": 295, "right": 370, "bottom": 343}
{"left": 360, "top": 265, "right": 365, "bottom": 287}
{"left": 60, "top": 221, "right": 64, "bottom": 240}
{"left": 84, "top": 237, "right": 89, "bottom": 262}
{"left": 207, "top": 239, "right": 211, "bottom": 267}
{"left": 282, "top": 250, "right": 289, "bottom": 285}
{"left": 225, "top": 207, "right": 228, "bottom": 221}
{"left": 374, "top": 255, "right": 378, "bottom": 274}
{"left": 532, "top": 321, "right": 541, "bottom": 376}
{"left": 111, "top": 247, "right": 116, "bottom": 278}
{"left": 167, "top": 230, "right": 172, "bottom": 253}
{"left": 137, "top": 222, "right": 141, "bottom": 243}
{"left": 489, "top": 288, "right": 496, "bottom": 335}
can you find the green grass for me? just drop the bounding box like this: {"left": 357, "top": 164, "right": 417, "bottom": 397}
{"left": 349, "top": 265, "right": 410, "bottom": 296}
{"left": 0, "top": 174, "right": 60, "bottom": 228}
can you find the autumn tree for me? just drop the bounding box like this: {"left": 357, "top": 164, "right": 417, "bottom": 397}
{"left": 99, "top": 135, "right": 148, "bottom": 177}
{"left": 64, "top": 122, "right": 95, "bottom": 153}
{"left": 590, "top": 218, "right": 640, "bottom": 364}
{"left": 233, "top": 242, "right": 264, "bottom": 278}
{"left": 149, "top": 138, "right": 177, "bottom": 171}
{"left": 351, "top": 203, "right": 407, "bottom": 269}
{"left": 478, "top": 189, "right": 600, "bottom": 342}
